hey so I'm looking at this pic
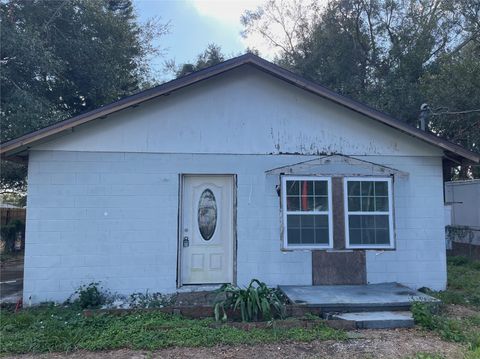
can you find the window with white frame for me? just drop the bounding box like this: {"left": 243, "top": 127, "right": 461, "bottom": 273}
{"left": 282, "top": 176, "right": 333, "bottom": 249}
{"left": 344, "top": 177, "right": 394, "bottom": 248}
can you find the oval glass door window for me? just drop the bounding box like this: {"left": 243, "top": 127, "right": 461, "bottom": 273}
{"left": 198, "top": 189, "right": 217, "bottom": 240}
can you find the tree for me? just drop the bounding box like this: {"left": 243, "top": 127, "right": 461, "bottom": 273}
{"left": 0, "top": 0, "right": 168, "bottom": 196}
{"left": 420, "top": 42, "right": 480, "bottom": 178}
{"left": 168, "top": 44, "right": 225, "bottom": 78}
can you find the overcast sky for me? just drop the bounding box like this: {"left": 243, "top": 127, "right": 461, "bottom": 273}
{"left": 134, "top": 0, "right": 269, "bottom": 79}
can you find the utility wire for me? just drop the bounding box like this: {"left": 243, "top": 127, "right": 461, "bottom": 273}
{"left": 430, "top": 109, "right": 480, "bottom": 117}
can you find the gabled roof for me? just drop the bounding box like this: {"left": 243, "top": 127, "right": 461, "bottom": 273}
{"left": 1, "top": 53, "right": 479, "bottom": 163}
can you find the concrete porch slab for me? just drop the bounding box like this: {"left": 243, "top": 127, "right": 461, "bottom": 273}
{"left": 332, "top": 311, "right": 414, "bottom": 329}
{"left": 279, "top": 282, "right": 439, "bottom": 312}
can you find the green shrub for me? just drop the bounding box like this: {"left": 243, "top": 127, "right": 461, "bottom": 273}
{"left": 74, "top": 282, "right": 108, "bottom": 309}
{"left": 0, "top": 219, "right": 24, "bottom": 253}
{"left": 213, "top": 279, "right": 285, "bottom": 322}
{"left": 411, "top": 301, "right": 439, "bottom": 330}
{"left": 129, "top": 291, "right": 175, "bottom": 309}
{"left": 447, "top": 256, "right": 469, "bottom": 266}
{"left": 412, "top": 302, "right": 467, "bottom": 343}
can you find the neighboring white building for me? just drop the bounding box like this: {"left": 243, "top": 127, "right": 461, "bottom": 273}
{"left": 445, "top": 179, "right": 480, "bottom": 245}
{"left": 1, "top": 54, "right": 479, "bottom": 303}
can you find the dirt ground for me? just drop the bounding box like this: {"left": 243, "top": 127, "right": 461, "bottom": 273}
{"left": 8, "top": 328, "right": 465, "bottom": 359}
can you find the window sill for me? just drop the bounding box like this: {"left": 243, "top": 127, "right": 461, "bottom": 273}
{"left": 282, "top": 246, "right": 332, "bottom": 251}
{"left": 346, "top": 245, "right": 395, "bottom": 250}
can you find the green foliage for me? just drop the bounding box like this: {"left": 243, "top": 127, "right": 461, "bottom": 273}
{"left": 441, "top": 257, "right": 480, "bottom": 308}
{"left": 411, "top": 302, "right": 440, "bottom": 331}
{"left": 0, "top": 191, "right": 27, "bottom": 207}
{"left": 214, "top": 279, "right": 286, "bottom": 322}
{"left": 448, "top": 256, "right": 469, "bottom": 266}
{"left": 0, "top": 306, "right": 345, "bottom": 354}
{"left": 408, "top": 353, "right": 445, "bottom": 359}
{"left": 420, "top": 42, "right": 480, "bottom": 178}
{"left": 412, "top": 257, "right": 480, "bottom": 356}
{"left": 0, "top": 161, "right": 28, "bottom": 196}
{"left": 0, "top": 219, "right": 24, "bottom": 253}
{"left": 129, "top": 292, "right": 175, "bottom": 309}
{"left": 169, "top": 43, "right": 225, "bottom": 78}
{"left": 74, "top": 283, "right": 109, "bottom": 309}
{"left": 0, "top": 0, "right": 168, "bottom": 192}
{"left": 412, "top": 301, "right": 480, "bottom": 345}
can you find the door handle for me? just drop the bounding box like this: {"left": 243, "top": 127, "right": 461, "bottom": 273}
{"left": 183, "top": 236, "right": 190, "bottom": 247}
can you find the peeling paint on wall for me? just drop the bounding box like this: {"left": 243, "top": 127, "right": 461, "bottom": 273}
{"left": 34, "top": 67, "right": 442, "bottom": 158}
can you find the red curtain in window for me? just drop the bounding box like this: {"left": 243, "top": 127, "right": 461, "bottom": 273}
{"left": 302, "top": 181, "right": 308, "bottom": 210}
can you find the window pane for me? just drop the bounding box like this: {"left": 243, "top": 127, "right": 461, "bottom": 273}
{"left": 363, "top": 228, "right": 375, "bottom": 244}
{"left": 361, "top": 181, "right": 374, "bottom": 196}
{"left": 287, "top": 196, "right": 300, "bottom": 211}
{"left": 315, "top": 215, "right": 328, "bottom": 228}
{"left": 314, "top": 181, "right": 328, "bottom": 196}
{"left": 286, "top": 181, "right": 299, "bottom": 196}
{"left": 301, "top": 228, "right": 315, "bottom": 243}
{"left": 375, "top": 197, "right": 389, "bottom": 211}
{"left": 314, "top": 196, "right": 328, "bottom": 211}
{"left": 348, "top": 215, "right": 391, "bottom": 246}
{"left": 348, "top": 215, "right": 361, "bottom": 228}
{"left": 287, "top": 214, "right": 329, "bottom": 246}
{"left": 361, "top": 215, "right": 375, "bottom": 228}
{"left": 348, "top": 197, "right": 361, "bottom": 211}
{"left": 348, "top": 181, "right": 360, "bottom": 196}
{"left": 349, "top": 229, "right": 362, "bottom": 244}
{"left": 361, "top": 196, "right": 375, "bottom": 211}
{"left": 375, "top": 228, "right": 390, "bottom": 244}
{"left": 315, "top": 228, "right": 329, "bottom": 244}
{"left": 287, "top": 215, "right": 300, "bottom": 228}
{"left": 375, "top": 215, "right": 389, "bottom": 229}
{"left": 301, "top": 215, "right": 314, "bottom": 227}
{"left": 375, "top": 181, "right": 388, "bottom": 196}
{"left": 300, "top": 181, "right": 314, "bottom": 196}
{"left": 287, "top": 228, "right": 301, "bottom": 244}
{"left": 299, "top": 196, "right": 315, "bottom": 211}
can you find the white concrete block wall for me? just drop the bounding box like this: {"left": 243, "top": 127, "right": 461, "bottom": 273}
{"left": 364, "top": 156, "right": 447, "bottom": 290}
{"left": 24, "top": 150, "right": 447, "bottom": 303}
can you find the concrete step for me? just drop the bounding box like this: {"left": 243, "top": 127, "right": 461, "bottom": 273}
{"left": 330, "top": 311, "right": 414, "bottom": 329}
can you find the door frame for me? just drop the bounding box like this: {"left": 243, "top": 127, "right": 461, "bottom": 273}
{"left": 177, "top": 174, "right": 237, "bottom": 288}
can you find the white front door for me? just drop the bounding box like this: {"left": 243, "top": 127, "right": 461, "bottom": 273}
{"left": 180, "top": 175, "right": 234, "bottom": 285}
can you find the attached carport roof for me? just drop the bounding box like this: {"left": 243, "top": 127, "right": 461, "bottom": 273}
{"left": 1, "top": 53, "right": 479, "bottom": 164}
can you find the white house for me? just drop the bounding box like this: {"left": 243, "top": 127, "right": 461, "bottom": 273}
{"left": 2, "top": 54, "right": 479, "bottom": 304}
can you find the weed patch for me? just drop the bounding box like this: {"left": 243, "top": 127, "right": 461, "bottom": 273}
{"left": 0, "top": 306, "right": 346, "bottom": 354}
{"left": 412, "top": 257, "right": 480, "bottom": 358}
{"left": 431, "top": 257, "right": 480, "bottom": 308}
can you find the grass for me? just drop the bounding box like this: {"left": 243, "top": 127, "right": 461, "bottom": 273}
{"left": 407, "top": 354, "right": 445, "bottom": 359}
{"left": 0, "top": 305, "right": 346, "bottom": 354}
{"left": 412, "top": 256, "right": 480, "bottom": 358}
{"left": 440, "top": 256, "right": 480, "bottom": 308}
{"left": 2, "top": 255, "right": 478, "bottom": 355}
